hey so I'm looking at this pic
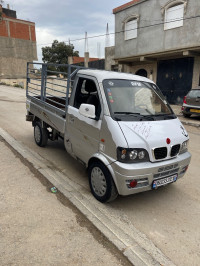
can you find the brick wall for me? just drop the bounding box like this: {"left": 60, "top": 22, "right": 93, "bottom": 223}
{"left": 10, "top": 21, "right": 30, "bottom": 40}
{"left": 0, "top": 20, "right": 8, "bottom": 37}
{"left": 0, "top": 6, "right": 37, "bottom": 80}
{"left": 0, "top": 11, "right": 36, "bottom": 42}
{"left": 30, "top": 25, "right": 36, "bottom": 42}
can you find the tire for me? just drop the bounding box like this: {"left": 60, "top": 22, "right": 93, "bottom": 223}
{"left": 34, "top": 121, "right": 48, "bottom": 147}
{"left": 88, "top": 161, "right": 118, "bottom": 203}
{"left": 183, "top": 113, "right": 191, "bottom": 118}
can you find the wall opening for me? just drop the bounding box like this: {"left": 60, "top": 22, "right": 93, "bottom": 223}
{"left": 135, "top": 69, "right": 147, "bottom": 78}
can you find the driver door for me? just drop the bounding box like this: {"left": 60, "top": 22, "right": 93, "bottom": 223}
{"left": 66, "top": 76, "right": 102, "bottom": 163}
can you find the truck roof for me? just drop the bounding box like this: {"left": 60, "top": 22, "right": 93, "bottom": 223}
{"left": 77, "top": 69, "right": 155, "bottom": 84}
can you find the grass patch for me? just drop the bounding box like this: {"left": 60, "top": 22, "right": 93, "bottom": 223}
{"left": 0, "top": 82, "right": 9, "bottom": 86}
{"left": 13, "top": 84, "right": 23, "bottom": 88}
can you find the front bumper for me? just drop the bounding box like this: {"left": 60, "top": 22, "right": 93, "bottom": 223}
{"left": 110, "top": 151, "right": 191, "bottom": 196}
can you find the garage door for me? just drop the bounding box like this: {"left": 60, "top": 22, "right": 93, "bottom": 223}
{"left": 157, "top": 58, "right": 194, "bottom": 104}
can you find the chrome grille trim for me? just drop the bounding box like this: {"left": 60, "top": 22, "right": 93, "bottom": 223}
{"left": 171, "top": 144, "right": 181, "bottom": 157}
{"left": 153, "top": 147, "right": 167, "bottom": 160}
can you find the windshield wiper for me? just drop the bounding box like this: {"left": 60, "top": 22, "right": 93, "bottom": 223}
{"left": 114, "top": 112, "right": 141, "bottom": 115}
{"left": 114, "top": 112, "right": 155, "bottom": 120}
{"left": 145, "top": 113, "right": 175, "bottom": 120}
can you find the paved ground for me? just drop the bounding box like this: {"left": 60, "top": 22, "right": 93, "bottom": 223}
{"left": 0, "top": 85, "right": 200, "bottom": 265}
{"left": 171, "top": 104, "right": 200, "bottom": 127}
{"left": 0, "top": 137, "right": 130, "bottom": 266}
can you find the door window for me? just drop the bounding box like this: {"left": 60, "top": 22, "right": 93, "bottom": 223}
{"left": 73, "top": 77, "right": 101, "bottom": 117}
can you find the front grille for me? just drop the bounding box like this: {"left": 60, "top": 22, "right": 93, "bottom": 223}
{"left": 158, "top": 164, "right": 178, "bottom": 173}
{"left": 154, "top": 168, "right": 179, "bottom": 179}
{"left": 171, "top": 144, "right": 181, "bottom": 157}
{"left": 154, "top": 147, "right": 167, "bottom": 160}
{"left": 154, "top": 163, "right": 180, "bottom": 180}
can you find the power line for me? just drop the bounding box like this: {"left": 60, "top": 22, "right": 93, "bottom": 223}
{"left": 0, "top": 14, "right": 200, "bottom": 50}
{"left": 24, "top": 14, "right": 200, "bottom": 45}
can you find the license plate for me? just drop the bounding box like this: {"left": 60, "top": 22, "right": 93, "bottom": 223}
{"left": 190, "top": 109, "right": 200, "bottom": 113}
{"left": 152, "top": 174, "right": 177, "bottom": 189}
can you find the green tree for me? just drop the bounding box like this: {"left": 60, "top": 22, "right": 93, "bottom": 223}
{"left": 42, "top": 40, "right": 79, "bottom": 74}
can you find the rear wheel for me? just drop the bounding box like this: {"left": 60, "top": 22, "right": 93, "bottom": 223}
{"left": 88, "top": 161, "right": 118, "bottom": 203}
{"left": 183, "top": 113, "right": 191, "bottom": 118}
{"left": 34, "top": 121, "right": 48, "bottom": 147}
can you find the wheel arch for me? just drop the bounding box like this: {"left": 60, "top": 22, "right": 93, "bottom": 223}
{"left": 32, "top": 116, "right": 41, "bottom": 127}
{"left": 87, "top": 154, "right": 119, "bottom": 194}
{"left": 32, "top": 116, "right": 48, "bottom": 128}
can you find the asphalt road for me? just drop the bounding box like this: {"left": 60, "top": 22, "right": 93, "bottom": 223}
{"left": 0, "top": 85, "right": 200, "bottom": 265}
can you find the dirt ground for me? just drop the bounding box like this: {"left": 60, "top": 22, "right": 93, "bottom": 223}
{"left": 0, "top": 138, "right": 131, "bottom": 266}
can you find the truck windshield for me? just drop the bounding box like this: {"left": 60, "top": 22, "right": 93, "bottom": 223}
{"left": 103, "top": 79, "right": 175, "bottom": 121}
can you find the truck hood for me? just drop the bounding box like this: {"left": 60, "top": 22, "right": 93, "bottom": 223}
{"left": 118, "top": 118, "right": 189, "bottom": 161}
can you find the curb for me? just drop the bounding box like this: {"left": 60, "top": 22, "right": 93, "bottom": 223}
{"left": 0, "top": 127, "right": 175, "bottom": 266}
{"left": 179, "top": 120, "right": 200, "bottom": 128}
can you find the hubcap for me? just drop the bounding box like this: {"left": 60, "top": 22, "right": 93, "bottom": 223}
{"left": 91, "top": 167, "right": 107, "bottom": 197}
{"left": 35, "top": 125, "right": 41, "bottom": 143}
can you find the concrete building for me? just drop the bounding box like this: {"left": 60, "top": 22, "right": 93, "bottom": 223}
{"left": 106, "top": 0, "right": 200, "bottom": 103}
{"left": 0, "top": 4, "right": 37, "bottom": 87}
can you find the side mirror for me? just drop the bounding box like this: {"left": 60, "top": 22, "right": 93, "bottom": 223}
{"left": 79, "top": 104, "right": 96, "bottom": 119}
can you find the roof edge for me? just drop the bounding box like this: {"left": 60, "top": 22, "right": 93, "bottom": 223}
{"left": 113, "top": 0, "right": 146, "bottom": 14}
{"left": 3, "top": 15, "right": 35, "bottom": 25}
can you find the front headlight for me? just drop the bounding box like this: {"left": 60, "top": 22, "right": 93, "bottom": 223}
{"left": 117, "top": 147, "right": 149, "bottom": 163}
{"left": 179, "top": 140, "right": 189, "bottom": 154}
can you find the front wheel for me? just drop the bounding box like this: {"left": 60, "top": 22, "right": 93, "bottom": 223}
{"left": 88, "top": 161, "right": 118, "bottom": 203}
{"left": 34, "top": 121, "right": 48, "bottom": 147}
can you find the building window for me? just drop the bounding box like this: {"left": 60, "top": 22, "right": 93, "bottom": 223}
{"left": 164, "top": 1, "right": 186, "bottom": 30}
{"left": 125, "top": 17, "right": 138, "bottom": 40}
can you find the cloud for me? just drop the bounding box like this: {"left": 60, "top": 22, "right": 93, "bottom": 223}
{"left": 3, "top": 0, "right": 125, "bottom": 61}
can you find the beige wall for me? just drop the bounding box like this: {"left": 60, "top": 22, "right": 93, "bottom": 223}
{"left": 0, "top": 36, "right": 37, "bottom": 81}
{"left": 0, "top": 57, "right": 28, "bottom": 79}
{"left": 0, "top": 78, "right": 26, "bottom": 88}
{"left": 105, "top": 47, "right": 116, "bottom": 71}
{"left": 192, "top": 56, "right": 200, "bottom": 88}
{"left": 123, "top": 62, "right": 157, "bottom": 83}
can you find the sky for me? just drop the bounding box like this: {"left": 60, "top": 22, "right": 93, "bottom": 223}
{"left": 2, "top": 0, "right": 127, "bottom": 62}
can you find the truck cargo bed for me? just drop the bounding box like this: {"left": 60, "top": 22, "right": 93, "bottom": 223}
{"left": 26, "top": 62, "right": 83, "bottom": 133}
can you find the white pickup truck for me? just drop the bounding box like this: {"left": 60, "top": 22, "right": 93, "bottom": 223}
{"left": 26, "top": 63, "right": 191, "bottom": 202}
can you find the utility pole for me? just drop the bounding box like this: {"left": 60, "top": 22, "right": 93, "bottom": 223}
{"left": 84, "top": 32, "right": 89, "bottom": 67}
{"left": 84, "top": 32, "right": 89, "bottom": 53}
{"left": 105, "top": 23, "right": 110, "bottom": 48}
{"left": 97, "top": 42, "right": 101, "bottom": 59}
